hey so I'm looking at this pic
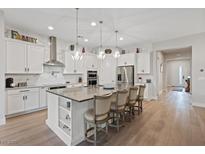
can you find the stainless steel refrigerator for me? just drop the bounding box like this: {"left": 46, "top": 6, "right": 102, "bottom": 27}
{"left": 117, "top": 66, "right": 134, "bottom": 85}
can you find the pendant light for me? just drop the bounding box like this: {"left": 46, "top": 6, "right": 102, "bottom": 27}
{"left": 97, "top": 21, "right": 105, "bottom": 59}
{"left": 72, "top": 8, "right": 83, "bottom": 61}
{"left": 114, "top": 30, "right": 120, "bottom": 58}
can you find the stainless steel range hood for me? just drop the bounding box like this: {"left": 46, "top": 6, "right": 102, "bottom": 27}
{"left": 43, "top": 36, "right": 65, "bottom": 67}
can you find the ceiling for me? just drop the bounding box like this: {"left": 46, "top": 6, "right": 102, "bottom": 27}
{"left": 1, "top": 8, "right": 205, "bottom": 48}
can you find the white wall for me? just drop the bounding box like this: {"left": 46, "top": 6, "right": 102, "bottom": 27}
{"left": 0, "top": 11, "right": 5, "bottom": 125}
{"left": 156, "top": 51, "right": 165, "bottom": 95}
{"left": 153, "top": 33, "right": 205, "bottom": 107}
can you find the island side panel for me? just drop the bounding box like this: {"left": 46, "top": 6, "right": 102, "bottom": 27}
{"left": 46, "top": 92, "right": 71, "bottom": 145}
{"left": 71, "top": 99, "right": 93, "bottom": 145}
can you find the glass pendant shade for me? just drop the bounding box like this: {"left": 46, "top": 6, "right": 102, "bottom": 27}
{"left": 72, "top": 8, "right": 83, "bottom": 61}
{"left": 113, "top": 30, "right": 121, "bottom": 58}
{"left": 98, "top": 47, "right": 105, "bottom": 59}
{"left": 114, "top": 48, "right": 120, "bottom": 58}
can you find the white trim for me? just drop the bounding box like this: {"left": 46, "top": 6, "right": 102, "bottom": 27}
{"left": 192, "top": 102, "right": 205, "bottom": 108}
{"left": 0, "top": 116, "right": 6, "bottom": 126}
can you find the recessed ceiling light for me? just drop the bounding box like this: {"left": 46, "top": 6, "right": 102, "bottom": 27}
{"left": 91, "top": 22, "right": 97, "bottom": 26}
{"left": 48, "top": 26, "right": 54, "bottom": 30}
{"left": 84, "top": 38, "right": 88, "bottom": 42}
{"left": 119, "top": 37, "right": 124, "bottom": 41}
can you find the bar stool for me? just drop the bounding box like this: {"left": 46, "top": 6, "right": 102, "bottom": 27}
{"left": 135, "top": 85, "right": 146, "bottom": 113}
{"left": 126, "top": 86, "right": 139, "bottom": 119}
{"left": 84, "top": 93, "right": 113, "bottom": 145}
{"left": 110, "top": 89, "right": 129, "bottom": 132}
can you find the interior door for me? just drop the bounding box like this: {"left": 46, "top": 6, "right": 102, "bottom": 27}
{"left": 167, "top": 60, "right": 191, "bottom": 87}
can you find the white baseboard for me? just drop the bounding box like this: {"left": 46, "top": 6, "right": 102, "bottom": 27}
{"left": 0, "top": 117, "right": 6, "bottom": 126}
{"left": 192, "top": 102, "right": 205, "bottom": 108}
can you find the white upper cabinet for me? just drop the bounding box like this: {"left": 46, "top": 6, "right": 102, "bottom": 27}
{"left": 75, "top": 57, "right": 85, "bottom": 73}
{"left": 99, "top": 55, "right": 117, "bottom": 85}
{"left": 64, "top": 52, "right": 75, "bottom": 73}
{"left": 136, "top": 52, "right": 150, "bottom": 74}
{"left": 6, "top": 39, "right": 45, "bottom": 74}
{"left": 84, "top": 53, "right": 98, "bottom": 70}
{"left": 6, "top": 41, "right": 27, "bottom": 73}
{"left": 117, "top": 53, "right": 136, "bottom": 66}
{"left": 27, "top": 45, "right": 44, "bottom": 73}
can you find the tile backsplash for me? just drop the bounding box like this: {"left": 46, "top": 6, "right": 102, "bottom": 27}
{"left": 5, "top": 74, "right": 83, "bottom": 86}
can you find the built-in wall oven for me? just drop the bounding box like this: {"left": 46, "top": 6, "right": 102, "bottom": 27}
{"left": 87, "top": 71, "right": 97, "bottom": 86}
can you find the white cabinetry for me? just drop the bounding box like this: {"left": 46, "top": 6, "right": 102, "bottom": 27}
{"left": 24, "top": 89, "right": 39, "bottom": 111}
{"left": 118, "top": 53, "right": 136, "bottom": 66}
{"left": 6, "top": 39, "right": 45, "bottom": 74}
{"left": 27, "top": 45, "right": 44, "bottom": 73}
{"left": 136, "top": 52, "right": 150, "bottom": 74}
{"left": 39, "top": 87, "right": 48, "bottom": 108}
{"left": 6, "top": 88, "right": 40, "bottom": 115}
{"left": 84, "top": 54, "right": 98, "bottom": 70}
{"left": 6, "top": 41, "right": 27, "bottom": 73}
{"left": 64, "top": 52, "right": 75, "bottom": 73}
{"left": 64, "top": 52, "right": 85, "bottom": 74}
{"left": 7, "top": 91, "right": 24, "bottom": 114}
{"left": 99, "top": 55, "right": 117, "bottom": 85}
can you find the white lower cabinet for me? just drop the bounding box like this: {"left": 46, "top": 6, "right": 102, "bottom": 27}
{"left": 24, "top": 89, "right": 39, "bottom": 111}
{"left": 39, "top": 87, "right": 48, "bottom": 108}
{"left": 7, "top": 92, "right": 24, "bottom": 115}
{"left": 6, "top": 88, "right": 40, "bottom": 115}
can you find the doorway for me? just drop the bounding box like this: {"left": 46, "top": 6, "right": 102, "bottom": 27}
{"left": 166, "top": 59, "right": 191, "bottom": 87}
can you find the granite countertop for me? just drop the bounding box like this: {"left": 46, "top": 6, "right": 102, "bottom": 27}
{"left": 5, "top": 83, "right": 67, "bottom": 90}
{"left": 47, "top": 83, "right": 132, "bottom": 102}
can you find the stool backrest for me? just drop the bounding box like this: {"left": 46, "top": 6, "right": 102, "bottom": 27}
{"left": 128, "top": 86, "right": 138, "bottom": 101}
{"left": 111, "top": 91, "right": 117, "bottom": 104}
{"left": 138, "top": 85, "right": 146, "bottom": 99}
{"left": 94, "top": 93, "right": 113, "bottom": 117}
{"left": 117, "top": 89, "right": 129, "bottom": 108}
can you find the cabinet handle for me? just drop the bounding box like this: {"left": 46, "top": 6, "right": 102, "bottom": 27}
{"left": 20, "top": 90, "right": 30, "bottom": 92}
{"left": 27, "top": 68, "right": 29, "bottom": 72}
{"left": 65, "top": 114, "right": 70, "bottom": 120}
{"left": 25, "top": 68, "right": 27, "bottom": 72}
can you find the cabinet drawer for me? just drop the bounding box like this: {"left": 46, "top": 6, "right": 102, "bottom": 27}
{"left": 59, "top": 121, "right": 71, "bottom": 136}
{"left": 7, "top": 88, "right": 39, "bottom": 95}
{"left": 59, "top": 107, "right": 71, "bottom": 127}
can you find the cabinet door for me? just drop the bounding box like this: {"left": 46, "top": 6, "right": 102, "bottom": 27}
{"left": 137, "top": 53, "right": 150, "bottom": 74}
{"left": 75, "top": 57, "right": 85, "bottom": 73}
{"left": 27, "top": 45, "right": 44, "bottom": 73}
{"left": 99, "top": 55, "right": 117, "bottom": 85}
{"left": 118, "top": 53, "right": 136, "bottom": 66}
{"left": 85, "top": 54, "right": 98, "bottom": 70}
{"left": 64, "top": 52, "right": 75, "bottom": 73}
{"left": 6, "top": 41, "right": 27, "bottom": 73}
{"left": 39, "top": 87, "right": 48, "bottom": 108}
{"left": 7, "top": 93, "right": 24, "bottom": 114}
{"left": 24, "top": 89, "right": 39, "bottom": 111}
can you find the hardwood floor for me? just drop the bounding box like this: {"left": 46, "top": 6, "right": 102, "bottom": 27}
{"left": 1, "top": 90, "right": 205, "bottom": 146}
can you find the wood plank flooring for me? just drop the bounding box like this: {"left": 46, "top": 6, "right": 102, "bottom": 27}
{"left": 1, "top": 90, "right": 205, "bottom": 146}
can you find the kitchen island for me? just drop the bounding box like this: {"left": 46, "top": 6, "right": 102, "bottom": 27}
{"left": 46, "top": 86, "right": 123, "bottom": 145}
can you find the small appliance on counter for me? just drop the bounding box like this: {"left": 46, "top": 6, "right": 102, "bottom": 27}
{"left": 6, "top": 78, "right": 14, "bottom": 88}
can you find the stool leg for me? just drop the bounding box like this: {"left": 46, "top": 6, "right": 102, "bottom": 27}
{"left": 106, "top": 121, "right": 108, "bottom": 133}
{"left": 117, "top": 113, "right": 120, "bottom": 132}
{"left": 94, "top": 124, "right": 97, "bottom": 146}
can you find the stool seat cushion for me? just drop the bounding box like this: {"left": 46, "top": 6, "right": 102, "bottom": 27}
{"left": 84, "top": 108, "right": 108, "bottom": 122}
